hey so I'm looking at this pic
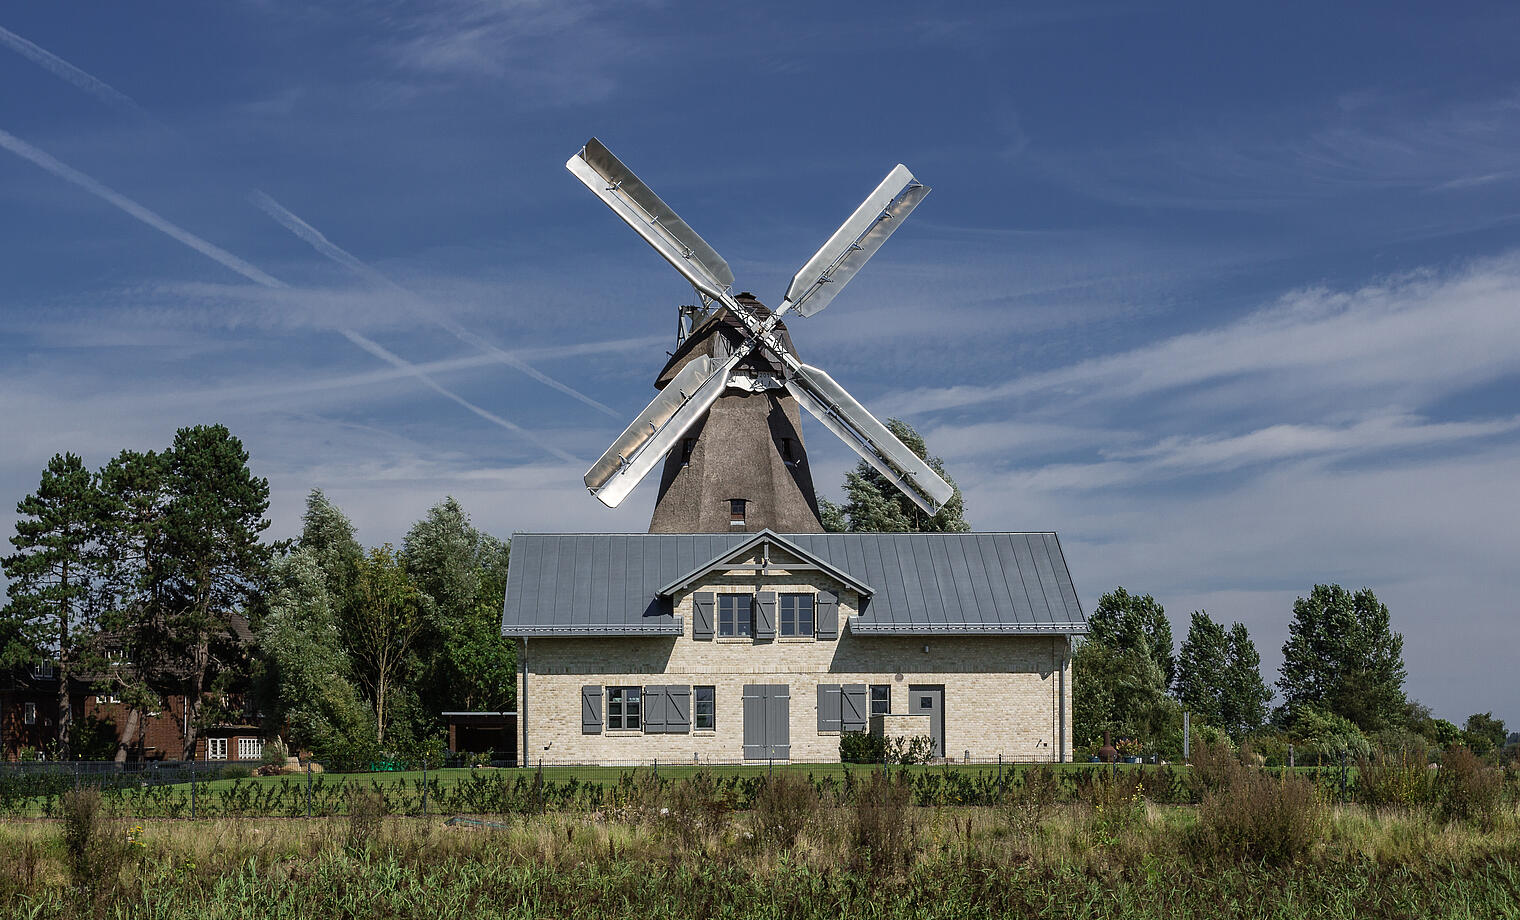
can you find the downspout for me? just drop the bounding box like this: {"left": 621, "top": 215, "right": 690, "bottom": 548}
{"left": 1057, "top": 635, "right": 1069, "bottom": 763}
{"left": 519, "top": 638, "right": 528, "bottom": 767}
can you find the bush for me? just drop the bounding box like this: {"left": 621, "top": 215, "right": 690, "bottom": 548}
{"left": 840, "top": 731, "right": 884, "bottom": 764}
{"left": 886, "top": 735, "right": 935, "bottom": 765}
{"left": 751, "top": 773, "right": 815, "bottom": 848}
{"left": 660, "top": 770, "right": 728, "bottom": 851}
{"left": 1433, "top": 746, "right": 1503, "bottom": 828}
{"left": 218, "top": 765, "right": 254, "bottom": 780}
{"left": 1083, "top": 769, "right": 1146, "bottom": 846}
{"left": 853, "top": 770, "right": 914, "bottom": 873}
{"left": 61, "top": 787, "right": 123, "bottom": 908}
{"left": 1357, "top": 745, "right": 1432, "bottom": 808}
{"left": 1000, "top": 766, "right": 1058, "bottom": 841}
{"left": 1186, "top": 759, "right": 1324, "bottom": 864}
{"left": 261, "top": 739, "right": 290, "bottom": 768}
{"left": 345, "top": 788, "right": 385, "bottom": 852}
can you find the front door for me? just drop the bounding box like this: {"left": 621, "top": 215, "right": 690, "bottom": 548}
{"left": 908, "top": 685, "right": 944, "bottom": 758}
{"left": 742, "top": 684, "right": 790, "bottom": 760}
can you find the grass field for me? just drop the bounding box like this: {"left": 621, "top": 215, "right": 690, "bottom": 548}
{"left": 1, "top": 754, "right": 1516, "bottom": 918}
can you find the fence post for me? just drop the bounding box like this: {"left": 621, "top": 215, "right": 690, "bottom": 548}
{"left": 997, "top": 754, "right": 1003, "bottom": 799}
{"left": 1339, "top": 750, "right": 1348, "bottom": 803}
{"left": 305, "top": 761, "right": 312, "bottom": 819}
{"left": 422, "top": 759, "right": 429, "bottom": 817}
{"left": 190, "top": 767, "right": 197, "bottom": 819}
{"left": 653, "top": 757, "right": 657, "bottom": 778}
{"left": 535, "top": 758, "right": 544, "bottom": 814}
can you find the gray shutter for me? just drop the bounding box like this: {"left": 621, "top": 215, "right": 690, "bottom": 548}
{"left": 581, "top": 686, "right": 603, "bottom": 734}
{"left": 817, "top": 684, "right": 842, "bottom": 731}
{"left": 756, "top": 591, "right": 777, "bottom": 638}
{"left": 767, "top": 684, "right": 790, "bottom": 760}
{"left": 815, "top": 589, "right": 839, "bottom": 639}
{"left": 643, "top": 685, "right": 666, "bottom": 733}
{"left": 666, "top": 686, "right": 691, "bottom": 733}
{"left": 842, "top": 684, "right": 868, "bottom": 732}
{"left": 743, "top": 684, "right": 765, "bottom": 759}
{"left": 692, "top": 592, "right": 715, "bottom": 640}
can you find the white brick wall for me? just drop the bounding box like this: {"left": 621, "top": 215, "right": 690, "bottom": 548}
{"left": 514, "top": 551, "right": 1073, "bottom": 765}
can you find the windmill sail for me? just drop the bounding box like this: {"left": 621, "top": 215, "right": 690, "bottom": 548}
{"left": 783, "top": 166, "right": 930, "bottom": 318}
{"left": 584, "top": 354, "right": 742, "bottom": 508}
{"left": 567, "top": 138, "right": 734, "bottom": 301}
{"left": 786, "top": 364, "right": 955, "bottom": 516}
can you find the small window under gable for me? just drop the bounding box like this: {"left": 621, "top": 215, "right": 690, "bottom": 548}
{"left": 729, "top": 499, "right": 746, "bottom": 527}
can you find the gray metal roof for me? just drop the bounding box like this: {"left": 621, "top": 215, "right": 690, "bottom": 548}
{"left": 502, "top": 531, "right": 1086, "bottom": 637}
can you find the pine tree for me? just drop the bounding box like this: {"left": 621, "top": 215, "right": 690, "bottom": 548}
{"left": 1278, "top": 584, "right": 1406, "bottom": 733}
{"left": 1175, "top": 611, "right": 1228, "bottom": 727}
{"left": 1, "top": 453, "right": 103, "bottom": 758}
{"left": 1219, "top": 622, "right": 1271, "bottom": 741}
{"left": 156, "top": 425, "right": 272, "bottom": 760}
{"left": 824, "top": 419, "right": 969, "bottom": 533}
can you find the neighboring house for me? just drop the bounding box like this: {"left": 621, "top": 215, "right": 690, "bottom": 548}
{"left": 502, "top": 529, "right": 1085, "bottom": 766}
{"left": 1, "top": 613, "right": 266, "bottom": 762}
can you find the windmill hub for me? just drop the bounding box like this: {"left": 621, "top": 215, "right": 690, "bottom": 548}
{"left": 568, "top": 139, "right": 955, "bottom": 533}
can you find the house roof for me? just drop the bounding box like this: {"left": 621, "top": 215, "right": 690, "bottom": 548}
{"left": 502, "top": 530, "right": 1086, "bottom": 637}
{"left": 657, "top": 531, "right": 874, "bottom": 597}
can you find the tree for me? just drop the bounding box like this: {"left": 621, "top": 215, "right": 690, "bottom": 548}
{"left": 298, "top": 489, "right": 361, "bottom": 603}
{"left": 1072, "top": 636, "right": 1180, "bottom": 752}
{"left": 155, "top": 425, "right": 272, "bottom": 760}
{"left": 1278, "top": 584, "right": 1406, "bottom": 733}
{"left": 402, "top": 498, "right": 515, "bottom": 717}
{"left": 345, "top": 544, "right": 425, "bottom": 745}
{"left": 1462, "top": 712, "right": 1507, "bottom": 759}
{"left": 256, "top": 547, "right": 375, "bottom": 767}
{"left": 1175, "top": 611, "right": 1228, "bottom": 727}
{"left": 1, "top": 453, "right": 102, "bottom": 758}
{"left": 1087, "top": 588, "right": 1176, "bottom": 689}
{"left": 1219, "top": 623, "right": 1271, "bottom": 741}
{"left": 91, "top": 449, "right": 171, "bottom": 762}
{"left": 821, "top": 419, "right": 969, "bottom": 533}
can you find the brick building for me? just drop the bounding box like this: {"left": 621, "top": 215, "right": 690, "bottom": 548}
{"left": 502, "top": 530, "right": 1085, "bottom": 765}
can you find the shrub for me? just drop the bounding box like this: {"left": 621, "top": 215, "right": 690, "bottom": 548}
{"left": 853, "top": 770, "right": 914, "bottom": 873}
{"left": 751, "top": 772, "right": 815, "bottom": 848}
{"left": 1357, "top": 745, "right": 1432, "bottom": 808}
{"left": 61, "top": 787, "right": 123, "bottom": 908}
{"left": 840, "top": 731, "right": 885, "bottom": 764}
{"left": 1083, "top": 769, "right": 1146, "bottom": 846}
{"left": 886, "top": 735, "right": 935, "bottom": 765}
{"left": 1433, "top": 746, "right": 1503, "bottom": 828}
{"left": 218, "top": 765, "right": 254, "bottom": 780}
{"left": 1000, "top": 766, "right": 1058, "bottom": 841}
{"left": 1186, "top": 759, "right": 1324, "bottom": 864}
{"left": 260, "top": 739, "right": 290, "bottom": 768}
{"left": 345, "top": 788, "right": 385, "bottom": 852}
{"left": 660, "top": 770, "right": 728, "bottom": 851}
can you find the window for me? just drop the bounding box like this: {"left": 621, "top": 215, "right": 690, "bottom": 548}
{"left": 870, "top": 685, "right": 891, "bottom": 717}
{"left": 718, "top": 594, "right": 752, "bottom": 637}
{"left": 729, "top": 499, "right": 746, "bottom": 527}
{"left": 694, "top": 686, "right": 715, "bottom": 731}
{"left": 23, "top": 703, "right": 36, "bottom": 725}
{"left": 778, "top": 594, "right": 814, "bottom": 636}
{"left": 781, "top": 438, "right": 799, "bottom": 468}
{"left": 206, "top": 738, "right": 228, "bottom": 761}
{"left": 680, "top": 439, "right": 695, "bottom": 467}
{"left": 31, "top": 661, "right": 53, "bottom": 679}
{"left": 107, "top": 649, "right": 129, "bottom": 667}
{"left": 96, "top": 695, "right": 121, "bottom": 705}
{"left": 237, "top": 738, "right": 263, "bottom": 760}
{"left": 607, "top": 686, "right": 642, "bottom": 730}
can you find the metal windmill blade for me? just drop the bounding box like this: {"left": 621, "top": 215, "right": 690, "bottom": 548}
{"left": 567, "top": 137, "right": 954, "bottom": 519}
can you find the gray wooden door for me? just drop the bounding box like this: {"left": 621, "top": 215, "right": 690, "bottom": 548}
{"left": 908, "top": 685, "right": 944, "bottom": 757}
{"left": 742, "top": 683, "right": 790, "bottom": 760}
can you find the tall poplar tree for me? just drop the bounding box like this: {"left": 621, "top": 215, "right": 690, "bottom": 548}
{"left": 1, "top": 453, "right": 102, "bottom": 758}
{"left": 1087, "top": 588, "right": 1176, "bottom": 689}
{"left": 1219, "top": 623, "right": 1271, "bottom": 740}
{"left": 1175, "top": 611, "right": 1228, "bottom": 727}
{"left": 1278, "top": 584, "right": 1406, "bottom": 733}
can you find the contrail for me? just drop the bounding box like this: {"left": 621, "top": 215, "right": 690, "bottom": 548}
{"left": 251, "top": 190, "right": 620, "bottom": 418}
{"left": 0, "top": 24, "right": 156, "bottom": 123}
{"left": 0, "top": 127, "right": 579, "bottom": 463}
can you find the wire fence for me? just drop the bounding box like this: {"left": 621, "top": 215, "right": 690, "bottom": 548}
{"left": 0, "top": 755, "right": 1362, "bottom": 820}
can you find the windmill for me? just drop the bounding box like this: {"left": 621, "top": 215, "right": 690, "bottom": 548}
{"left": 569, "top": 138, "right": 954, "bottom": 533}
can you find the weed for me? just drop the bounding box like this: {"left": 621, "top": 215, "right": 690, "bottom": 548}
{"left": 852, "top": 770, "right": 914, "bottom": 874}
{"left": 1186, "top": 759, "right": 1324, "bottom": 865}
{"left": 751, "top": 772, "right": 816, "bottom": 848}
{"left": 1433, "top": 746, "right": 1503, "bottom": 828}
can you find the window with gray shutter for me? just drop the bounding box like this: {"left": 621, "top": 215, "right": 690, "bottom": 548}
{"left": 642, "top": 685, "right": 667, "bottom": 733}
{"left": 815, "top": 589, "right": 839, "bottom": 639}
{"left": 666, "top": 686, "right": 691, "bottom": 733}
{"left": 742, "top": 685, "right": 765, "bottom": 760}
{"left": 817, "top": 684, "right": 842, "bottom": 731}
{"left": 692, "top": 592, "right": 715, "bottom": 640}
{"left": 581, "top": 686, "right": 603, "bottom": 734}
{"left": 756, "top": 591, "right": 777, "bottom": 639}
{"left": 841, "top": 684, "right": 868, "bottom": 732}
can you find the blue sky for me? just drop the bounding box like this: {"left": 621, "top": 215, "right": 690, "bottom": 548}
{"left": 3, "top": 2, "right": 1519, "bottom": 723}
